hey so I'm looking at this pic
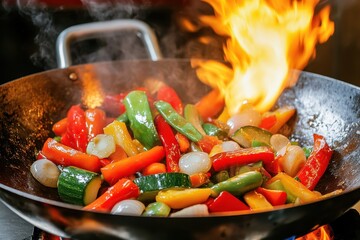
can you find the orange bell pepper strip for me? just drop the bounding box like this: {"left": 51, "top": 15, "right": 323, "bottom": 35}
{"left": 85, "top": 108, "right": 106, "bottom": 140}
{"left": 261, "top": 106, "right": 296, "bottom": 133}
{"left": 175, "top": 132, "right": 190, "bottom": 153}
{"left": 101, "top": 146, "right": 165, "bottom": 185}
{"left": 41, "top": 138, "right": 101, "bottom": 172}
{"left": 195, "top": 89, "right": 224, "bottom": 120}
{"left": 83, "top": 178, "right": 139, "bottom": 212}
{"left": 189, "top": 173, "right": 210, "bottom": 188}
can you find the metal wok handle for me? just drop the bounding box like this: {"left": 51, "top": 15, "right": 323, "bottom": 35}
{"left": 56, "top": 19, "right": 163, "bottom": 68}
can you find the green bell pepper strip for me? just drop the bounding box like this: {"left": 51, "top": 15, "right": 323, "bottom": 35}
{"left": 210, "top": 171, "right": 263, "bottom": 197}
{"left": 154, "top": 100, "right": 203, "bottom": 142}
{"left": 123, "top": 91, "right": 160, "bottom": 149}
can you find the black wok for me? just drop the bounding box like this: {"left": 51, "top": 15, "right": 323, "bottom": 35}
{"left": 0, "top": 58, "right": 359, "bottom": 240}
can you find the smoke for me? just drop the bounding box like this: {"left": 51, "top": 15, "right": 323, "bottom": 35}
{"left": 2, "top": 0, "right": 224, "bottom": 70}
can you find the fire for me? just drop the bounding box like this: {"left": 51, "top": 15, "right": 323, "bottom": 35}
{"left": 297, "top": 225, "right": 334, "bottom": 240}
{"left": 191, "top": 0, "right": 334, "bottom": 115}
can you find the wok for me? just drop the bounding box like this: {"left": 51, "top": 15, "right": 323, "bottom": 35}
{"left": 0, "top": 20, "right": 360, "bottom": 240}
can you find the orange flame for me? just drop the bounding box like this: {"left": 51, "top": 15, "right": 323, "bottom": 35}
{"left": 296, "top": 225, "right": 334, "bottom": 240}
{"left": 192, "top": 0, "right": 334, "bottom": 115}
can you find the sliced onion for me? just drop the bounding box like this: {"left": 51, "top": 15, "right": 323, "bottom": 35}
{"left": 209, "top": 141, "right": 241, "bottom": 157}
{"left": 111, "top": 199, "right": 145, "bottom": 216}
{"left": 86, "top": 134, "right": 116, "bottom": 159}
{"left": 270, "top": 134, "right": 290, "bottom": 153}
{"left": 30, "top": 159, "right": 60, "bottom": 188}
{"left": 179, "top": 152, "right": 211, "bottom": 175}
{"left": 280, "top": 145, "right": 306, "bottom": 177}
{"left": 227, "top": 108, "right": 262, "bottom": 135}
{"left": 170, "top": 204, "right": 209, "bottom": 217}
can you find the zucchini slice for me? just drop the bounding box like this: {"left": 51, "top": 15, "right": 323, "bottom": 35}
{"left": 57, "top": 166, "right": 102, "bottom": 206}
{"left": 230, "top": 126, "right": 272, "bottom": 148}
{"left": 133, "top": 173, "right": 191, "bottom": 202}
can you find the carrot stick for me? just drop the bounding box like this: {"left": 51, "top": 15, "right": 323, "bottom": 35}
{"left": 83, "top": 178, "right": 139, "bottom": 212}
{"left": 142, "top": 162, "right": 166, "bottom": 176}
{"left": 52, "top": 118, "right": 67, "bottom": 136}
{"left": 195, "top": 89, "right": 224, "bottom": 120}
{"left": 175, "top": 132, "right": 190, "bottom": 153}
{"left": 101, "top": 146, "right": 165, "bottom": 185}
{"left": 41, "top": 138, "right": 101, "bottom": 172}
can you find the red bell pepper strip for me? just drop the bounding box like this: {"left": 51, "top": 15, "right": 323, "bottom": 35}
{"left": 259, "top": 115, "right": 277, "bottom": 130}
{"left": 197, "top": 135, "right": 222, "bottom": 154}
{"left": 52, "top": 118, "right": 68, "bottom": 136}
{"left": 101, "top": 146, "right": 166, "bottom": 185}
{"left": 295, "top": 134, "right": 333, "bottom": 190}
{"left": 208, "top": 191, "right": 250, "bottom": 213}
{"left": 156, "top": 85, "right": 183, "bottom": 115}
{"left": 255, "top": 187, "right": 287, "bottom": 206}
{"left": 211, "top": 146, "right": 275, "bottom": 172}
{"left": 61, "top": 105, "right": 88, "bottom": 152}
{"left": 41, "top": 138, "right": 101, "bottom": 172}
{"left": 85, "top": 108, "right": 106, "bottom": 140}
{"left": 83, "top": 178, "right": 140, "bottom": 212}
{"left": 102, "top": 93, "right": 127, "bottom": 116}
{"left": 154, "top": 115, "right": 181, "bottom": 172}
{"left": 195, "top": 89, "right": 224, "bottom": 120}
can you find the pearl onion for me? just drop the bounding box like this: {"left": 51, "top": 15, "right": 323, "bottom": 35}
{"left": 227, "top": 108, "right": 262, "bottom": 135}
{"left": 86, "top": 134, "right": 116, "bottom": 159}
{"left": 281, "top": 145, "right": 306, "bottom": 177}
{"left": 30, "top": 159, "right": 60, "bottom": 188}
{"left": 179, "top": 152, "right": 211, "bottom": 175}
{"left": 111, "top": 199, "right": 145, "bottom": 216}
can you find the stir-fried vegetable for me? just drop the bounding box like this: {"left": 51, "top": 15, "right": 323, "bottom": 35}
{"left": 31, "top": 83, "right": 337, "bottom": 217}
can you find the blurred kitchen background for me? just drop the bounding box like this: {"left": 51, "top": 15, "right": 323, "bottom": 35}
{"left": 0, "top": 0, "right": 359, "bottom": 87}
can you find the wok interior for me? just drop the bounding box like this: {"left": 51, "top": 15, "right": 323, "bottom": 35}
{"left": 0, "top": 59, "right": 359, "bottom": 203}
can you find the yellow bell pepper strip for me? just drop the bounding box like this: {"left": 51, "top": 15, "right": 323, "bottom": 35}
{"left": 295, "top": 134, "right": 333, "bottom": 190}
{"left": 265, "top": 179, "right": 297, "bottom": 203}
{"left": 255, "top": 187, "right": 287, "bottom": 206}
{"left": 207, "top": 191, "right": 250, "bottom": 213}
{"left": 101, "top": 146, "right": 165, "bottom": 185}
{"left": 41, "top": 138, "right": 101, "bottom": 173}
{"left": 61, "top": 105, "right": 88, "bottom": 152}
{"left": 244, "top": 190, "right": 274, "bottom": 210}
{"left": 154, "top": 100, "right": 203, "bottom": 142}
{"left": 83, "top": 178, "right": 139, "bottom": 212}
{"left": 156, "top": 188, "right": 212, "bottom": 209}
{"left": 266, "top": 172, "right": 319, "bottom": 203}
{"left": 210, "top": 171, "right": 263, "bottom": 197}
{"left": 156, "top": 85, "right": 183, "bottom": 115}
{"left": 154, "top": 115, "right": 181, "bottom": 172}
{"left": 211, "top": 146, "right": 275, "bottom": 172}
{"left": 260, "top": 106, "right": 296, "bottom": 133}
{"left": 195, "top": 89, "right": 224, "bottom": 120}
{"left": 124, "top": 90, "right": 160, "bottom": 150}
{"left": 104, "top": 120, "right": 139, "bottom": 157}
